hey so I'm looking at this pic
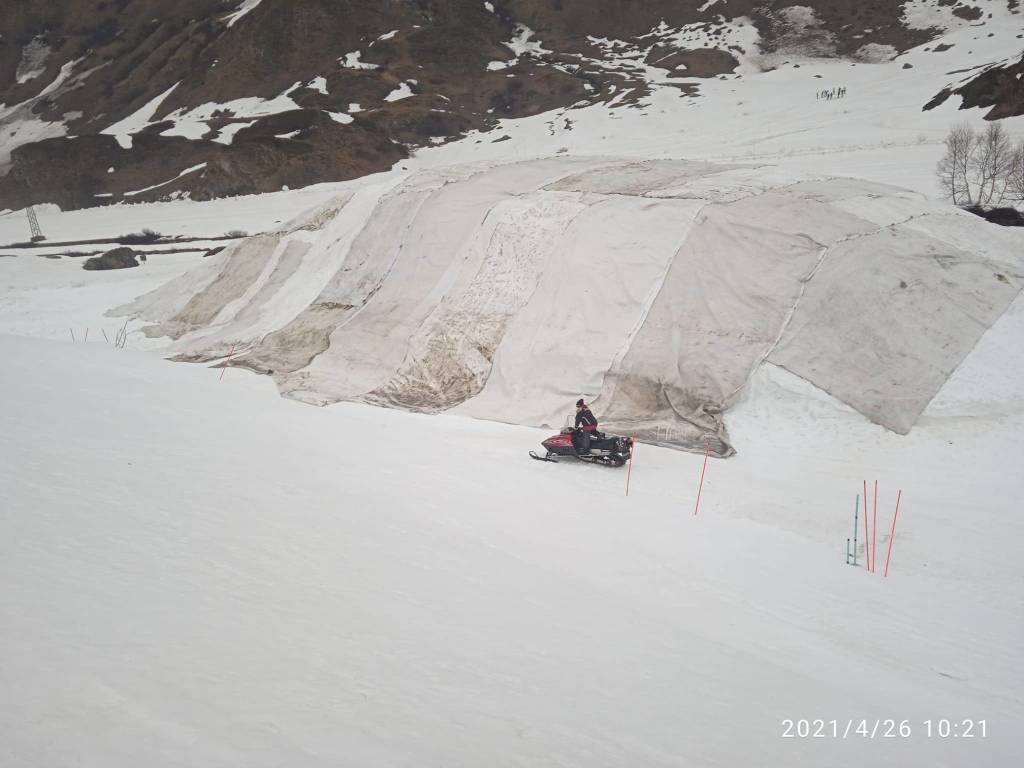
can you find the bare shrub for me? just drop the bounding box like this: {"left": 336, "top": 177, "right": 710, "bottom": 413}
{"left": 120, "top": 228, "right": 162, "bottom": 244}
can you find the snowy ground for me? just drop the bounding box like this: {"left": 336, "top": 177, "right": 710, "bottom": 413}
{"left": 2, "top": 8, "right": 1024, "bottom": 766}
{"left": 0, "top": 184, "right": 345, "bottom": 246}
{"left": 1, "top": 293, "right": 1021, "bottom": 765}
{"left": 0, "top": 249, "right": 207, "bottom": 342}
{"left": 1, "top": 239, "right": 1022, "bottom": 765}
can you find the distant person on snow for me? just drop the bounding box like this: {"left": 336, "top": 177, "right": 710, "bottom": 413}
{"left": 574, "top": 398, "right": 598, "bottom": 455}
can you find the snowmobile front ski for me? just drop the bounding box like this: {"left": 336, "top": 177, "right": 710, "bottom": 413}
{"left": 530, "top": 451, "right": 558, "bottom": 462}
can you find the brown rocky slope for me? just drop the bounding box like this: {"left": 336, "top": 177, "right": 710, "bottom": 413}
{"left": 0, "top": 0, "right": 968, "bottom": 210}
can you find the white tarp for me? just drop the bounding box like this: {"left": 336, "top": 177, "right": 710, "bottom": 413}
{"left": 114, "top": 158, "right": 1024, "bottom": 455}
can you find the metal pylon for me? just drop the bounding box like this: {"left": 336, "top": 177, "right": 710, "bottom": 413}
{"left": 26, "top": 205, "right": 43, "bottom": 240}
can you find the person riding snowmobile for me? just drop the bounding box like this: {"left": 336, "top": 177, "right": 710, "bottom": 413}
{"left": 574, "top": 398, "right": 598, "bottom": 455}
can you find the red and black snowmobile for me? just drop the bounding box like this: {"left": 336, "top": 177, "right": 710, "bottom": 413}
{"left": 530, "top": 420, "right": 634, "bottom": 467}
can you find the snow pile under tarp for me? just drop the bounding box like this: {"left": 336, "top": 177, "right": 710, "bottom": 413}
{"left": 111, "top": 158, "right": 1023, "bottom": 455}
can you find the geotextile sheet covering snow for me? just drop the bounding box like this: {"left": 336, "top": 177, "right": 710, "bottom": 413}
{"left": 112, "top": 158, "right": 1024, "bottom": 455}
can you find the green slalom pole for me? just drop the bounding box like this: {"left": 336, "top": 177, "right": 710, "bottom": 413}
{"left": 852, "top": 494, "right": 860, "bottom": 567}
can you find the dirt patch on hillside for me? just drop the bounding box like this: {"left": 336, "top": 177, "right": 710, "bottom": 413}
{"left": 645, "top": 47, "right": 739, "bottom": 78}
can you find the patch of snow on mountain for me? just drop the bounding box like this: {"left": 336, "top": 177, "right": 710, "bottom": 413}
{"left": 584, "top": 36, "right": 650, "bottom": 76}
{"left": 0, "top": 59, "right": 82, "bottom": 166}
{"left": 902, "top": 0, "right": 973, "bottom": 33}
{"left": 504, "top": 25, "right": 552, "bottom": 58}
{"left": 384, "top": 82, "right": 415, "bottom": 102}
{"left": 101, "top": 82, "right": 181, "bottom": 150}
{"left": 340, "top": 51, "right": 380, "bottom": 70}
{"left": 213, "top": 121, "right": 256, "bottom": 145}
{"left": 328, "top": 112, "right": 354, "bottom": 124}
{"left": 372, "top": 30, "right": 399, "bottom": 45}
{"left": 307, "top": 76, "right": 328, "bottom": 95}
{"left": 123, "top": 163, "right": 207, "bottom": 197}
{"left": 160, "top": 120, "right": 208, "bottom": 141}
{"left": 222, "top": 0, "right": 265, "bottom": 28}
{"left": 15, "top": 38, "right": 51, "bottom": 84}
{"left": 159, "top": 84, "right": 302, "bottom": 140}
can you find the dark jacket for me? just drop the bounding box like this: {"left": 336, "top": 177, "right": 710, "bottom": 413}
{"left": 575, "top": 407, "right": 597, "bottom": 431}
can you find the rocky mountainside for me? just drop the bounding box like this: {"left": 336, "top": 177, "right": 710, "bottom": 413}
{"left": 0, "top": 0, "right": 1015, "bottom": 210}
{"left": 926, "top": 50, "right": 1024, "bottom": 119}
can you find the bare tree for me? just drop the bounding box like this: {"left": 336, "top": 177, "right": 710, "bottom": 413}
{"left": 971, "top": 122, "right": 1016, "bottom": 206}
{"left": 936, "top": 122, "right": 976, "bottom": 205}
{"left": 937, "top": 123, "right": 1023, "bottom": 207}
{"left": 1009, "top": 140, "right": 1024, "bottom": 202}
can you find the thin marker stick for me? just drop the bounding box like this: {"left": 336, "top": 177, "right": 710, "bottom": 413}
{"left": 863, "top": 480, "right": 870, "bottom": 571}
{"left": 625, "top": 436, "right": 636, "bottom": 497}
{"left": 694, "top": 441, "right": 710, "bottom": 515}
{"left": 219, "top": 344, "right": 236, "bottom": 381}
{"left": 884, "top": 490, "right": 902, "bottom": 577}
{"left": 872, "top": 480, "right": 878, "bottom": 573}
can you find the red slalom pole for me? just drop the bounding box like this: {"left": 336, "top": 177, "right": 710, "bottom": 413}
{"left": 625, "top": 435, "right": 636, "bottom": 497}
{"left": 693, "top": 441, "right": 710, "bottom": 515}
{"left": 872, "top": 480, "right": 878, "bottom": 573}
{"left": 219, "top": 344, "right": 236, "bottom": 381}
{"left": 863, "top": 480, "right": 870, "bottom": 570}
{"left": 884, "top": 490, "right": 902, "bottom": 577}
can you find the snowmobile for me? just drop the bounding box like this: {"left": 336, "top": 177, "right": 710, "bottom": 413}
{"left": 530, "top": 419, "right": 634, "bottom": 467}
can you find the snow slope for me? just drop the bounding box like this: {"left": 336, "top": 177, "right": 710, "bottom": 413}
{"left": 1, "top": 305, "right": 1021, "bottom": 766}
